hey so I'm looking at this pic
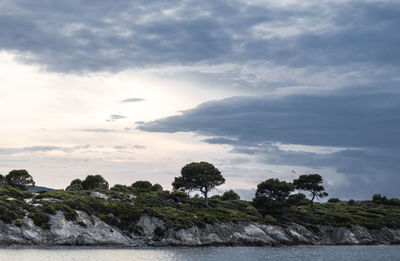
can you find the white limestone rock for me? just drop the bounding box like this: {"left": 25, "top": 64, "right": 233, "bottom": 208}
{"left": 89, "top": 192, "right": 109, "bottom": 200}
{"left": 0, "top": 212, "right": 399, "bottom": 246}
{"left": 261, "top": 225, "right": 292, "bottom": 244}
{"left": 136, "top": 214, "right": 165, "bottom": 239}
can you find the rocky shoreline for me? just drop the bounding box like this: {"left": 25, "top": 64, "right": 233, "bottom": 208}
{"left": 0, "top": 211, "right": 399, "bottom": 246}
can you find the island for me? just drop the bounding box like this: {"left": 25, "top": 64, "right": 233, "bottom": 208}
{"left": 0, "top": 163, "right": 399, "bottom": 246}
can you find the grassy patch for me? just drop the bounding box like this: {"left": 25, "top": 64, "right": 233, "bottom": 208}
{"left": 277, "top": 202, "right": 400, "bottom": 229}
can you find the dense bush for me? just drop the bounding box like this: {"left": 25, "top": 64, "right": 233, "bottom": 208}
{"left": 131, "top": 181, "right": 153, "bottom": 191}
{"left": 110, "top": 184, "right": 131, "bottom": 192}
{"left": 151, "top": 184, "right": 163, "bottom": 192}
{"left": 386, "top": 198, "right": 400, "bottom": 206}
{"left": 221, "top": 190, "right": 240, "bottom": 201}
{"left": 253, "top": 178, "right": 295, "bottom": 215}
{"left": 168, "top": 190, "right": 189, "bottom": 202}
{"left": 28, "top": 212, "right": 50, "bottom": 229}
{"left": 287, "top": 193, "right": 309, "bottom": 206}
{"left": 66, "top": 183, "right": 83, "bottom": 191}
{"left": 0, "top": 186, "right": 32, "bottom": 199}
{"left": 15, "top": 219, "right": 22, "bottom": 227}
{"left": 328, "top": 198, "right": 340, "bottom": 203}
{"left": 372, "top": 194, "right": 400, "bottom": 206}
{"left": 153, "top": 226, "right": 165, "bottom": 239}
{"left": 82, "top": 175, "right": 109, "bottom": 190}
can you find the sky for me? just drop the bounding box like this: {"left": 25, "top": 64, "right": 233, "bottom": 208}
{"left": 0, "top": 0, "right": 399, "bottom": 200}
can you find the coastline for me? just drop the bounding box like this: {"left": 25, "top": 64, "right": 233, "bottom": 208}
{"left": 0, "top": 212, "right": 399, "bottom": 247}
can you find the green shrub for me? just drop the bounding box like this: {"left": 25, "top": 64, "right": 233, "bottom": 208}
{"left": 264, "top": 215, "right": 277, "bottom": 224}
{"left": 0, "top": 204, "right": 18, "bottom": 223}
{"left": 151, "top": 184, "right": 163, "bottom": 191}
{"left": 41, "top": 202, "right": 56, "bottom": 215}
{"left": 169, "top": 191, "right": 189, "bottom": 201}
{"left": 62, "top": 205, "right": 77, "bottom": 221}
{"left": 66, "top": 183, "right": 83, "bottom": 191}
{"left": 28, "top": 212, "right": 50, "bottom": 229}
{"left": 131, "top": 181, "right": 152, "bottom": 192}
{"left": 0, "top": 186, "right": 33, "bottom": 199}
{"left": 110, "top": 184, "right": 131, "bottom": 192}
{"left": 305, "top": 223, "right": 320, "bottom": 232}
{"left": 131, "top": 225, "right": 144, "bottom": 235}
{"left": 15, "top": 219, "right": 22, "bottom": 227}
{"left": 287, "top": 193, "right": 309, "bottom": 206}
{"left": 387, "top": 198, "right": 400, "bottom": 206}
{"left": 82, "top": 175, "right": 109, "bottom": 190}
{"left": 328, "top": 198, "right": 340, "bottom": 203}
{"left": 348, "top": 199, "right": 356, "bottom": 206}
{"left": 154, "top": 226, "right": 165, "bottom": 239}
{"left": 372, "top": 194, "right": 385, "bottom": 204}
{"left": 221, "top": 190, "right": 240, "bottom": 201}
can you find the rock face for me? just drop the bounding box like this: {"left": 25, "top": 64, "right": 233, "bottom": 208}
{"left": 0, "top": 212, "right": 399, "bottom": 246}
{"left": 89, "top": 192, "right": 109, "bottom": 200}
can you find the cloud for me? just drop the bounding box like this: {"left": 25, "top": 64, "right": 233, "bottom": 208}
{"left": 138, "top": 88, "right": 400, "bottom": 198}
{"left": 248, "top": 146, "right": 400, "bottom": 199}
{"left": 72, "top": 128, "right": 122, "bottom": 133}
{"left": 113, "top": 145, "right": 146, "bottom": 150}
{"left": 202, "top": 137, "right": 238, "bottom": 145}
{"left": 0, "top": 0, "right": 399, "bottom": 77}
{"left": 2, "top": 0, "right": 400, "bottom": 198}
{"left": 138, "top": 89, "right": 400, "bottom": 148}
{"left": 0, "top": 145, "right": 90, "bottom": 155}
{"left": 73, "top": 128, "right": 138, "bottom": 133}
{"left": 106, "top": 114, "right": 127, "bottom": 122}
{"left": 120, "top": 98, "right": 145, "bottom": 103}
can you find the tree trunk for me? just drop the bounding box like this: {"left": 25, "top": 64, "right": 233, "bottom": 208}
{"left": 204, "top": 188, "right": 209, "bottom": 207}
{"left": 311, "top": 193, "right": 316, "bottom": 208}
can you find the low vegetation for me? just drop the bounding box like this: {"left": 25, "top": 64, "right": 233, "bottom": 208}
{"left": 0, "top": 163, "right": 399, "bottom": 233}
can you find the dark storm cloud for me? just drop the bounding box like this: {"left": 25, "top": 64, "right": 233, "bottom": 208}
{"left": 202, "top": 137, "right": 238, "bottom": 145}
{"left": 138, "top": 90, "right": 400, "bottom": 148}
{"left": 137, "top": 88, "right": 400, "bottom": 198}
{"left": 1, "top": 0, "right": 400, "bottom": 73}
{"left": 232, "top": 144, "right": 400, "bottom": 199}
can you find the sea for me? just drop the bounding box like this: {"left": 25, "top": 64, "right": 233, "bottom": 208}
{"left": 0, "top": 245, "right": 399, "bottom": 261}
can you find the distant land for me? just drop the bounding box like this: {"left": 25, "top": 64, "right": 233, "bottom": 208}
{"left": 28, "top": 186, "right": 55, "bottom": 192}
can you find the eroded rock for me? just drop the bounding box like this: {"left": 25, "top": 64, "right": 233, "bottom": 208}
{"left": 0, "top": 213, "right": 399, "bottom": 246}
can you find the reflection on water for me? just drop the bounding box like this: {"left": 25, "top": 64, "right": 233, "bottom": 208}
{"left": 0, "top": 245, "right": 399, "bottom": 261}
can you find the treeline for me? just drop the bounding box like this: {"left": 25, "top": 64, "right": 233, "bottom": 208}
{"left": 66, "top": 176, "right": 164, "bottom": 193}
{"left": 372, "top": 194, "right": 400, "bottom": 206}
{"left": 2, "top": 161, "right": 400, "bottom": 215}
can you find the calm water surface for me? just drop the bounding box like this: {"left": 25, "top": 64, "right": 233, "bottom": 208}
{"left": 0, "top": 245, "right": 399, "bottom": 261}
